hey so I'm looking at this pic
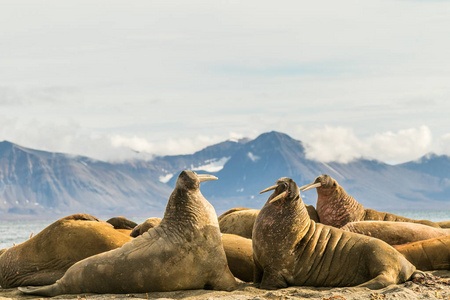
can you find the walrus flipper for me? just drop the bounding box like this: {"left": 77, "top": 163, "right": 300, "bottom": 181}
{"left": 357, "top": 274, "right": 396, "bottom": 290}
{"left": 18, "top": 284, "right": 61, "bottom": 296}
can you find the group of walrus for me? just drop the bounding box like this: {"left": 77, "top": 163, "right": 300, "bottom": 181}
{"left": 0, "top": 171, "right": 449, "bottom": 296}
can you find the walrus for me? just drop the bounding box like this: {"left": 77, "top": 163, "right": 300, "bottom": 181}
{"left": 221, "top": 233, "right": 254, "bottom": 282}
{"left": 393, "top": 236, "right": 450, "bottom": 271}
{"left": 437, "top": 221, "right": 450, "bottom": 228}
{"left": 126, "top": 218, "right": 253, "bottom": 282}
{"left": 341, "top": 221, "right": 450, "bottom": 245}
{"left": 0, "top": 214, "right": 132, "bottom": 288}
{"left": 218, "top": 208, "right": 260, "bottom": 239}
{"left": 106, "top": 216, "right": 138, "bottom": 230}
{"left": 301, "top": 174, "right": 440, "bottom": 228}
{"left": 19, "top": 171, "right": 237, "bottom": 296}
{"left": 130, "top": 217, "right": 162, "bottom": 237}
{"left": 253, "top": 177, "right": 420, "bottom": 290}
{"left": 218, "top": 204, "right": 319, "bottom": 239}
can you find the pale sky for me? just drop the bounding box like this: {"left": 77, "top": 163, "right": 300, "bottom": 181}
{"left": 1, "top": 0, "right": 450, "bottom": 164}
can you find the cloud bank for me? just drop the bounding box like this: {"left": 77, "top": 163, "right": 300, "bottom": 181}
{"left": 1, "top": 1, "right": 449, "bottom": 165}
{"left": 1, "top": 116, "right": 447, "bottom": 165}
{"left": 303, "top": 125, "right": 433, "bottom": 164}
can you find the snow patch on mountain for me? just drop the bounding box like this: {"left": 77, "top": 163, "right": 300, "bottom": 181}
{"left": 159, "top": 173, "right": 174, "bottom": 183}
{"left": 192, "top": 157, "right": 230, "bottom": 172}
{"left": 247, "top": 152, "right": 260, "bottom": 162}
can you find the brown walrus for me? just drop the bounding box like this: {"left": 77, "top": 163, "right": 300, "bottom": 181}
{"left": 394, "top": 236, "right": 450, "bottom": 270}
{"left": 106, "top": 216, "right": 138, "bottom": 230}
{"left": 0, "top": 214, "right": 132, "bottom": 288}
{"left": 341, "top": 221, "right": 450, "bottom": 245}
{"left": 19, "top": 171, "right": 237, "bottom": 296}
{"left": 437, "top": 221, "right": 450, "bottom": 228}
{"left": 130, "top": 217, "right": 162, "bottom": 237}
{"left": 253, "top": 177, "right": 420, "bottom": 290}
{"left": 218, "top": 204, "right": 319, "bottom": 239}
{"left": 221, "top": 233, "right": 254, "bottom": 282}
{"left": 128, "top": 218, "right": 254, "bottom": 283}
{"left": 301, "top": 174, "right": 440, "bottom": 228}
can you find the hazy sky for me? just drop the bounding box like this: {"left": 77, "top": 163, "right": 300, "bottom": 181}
{"left": 1, "top": 0, "right": 450, "bottom": 164}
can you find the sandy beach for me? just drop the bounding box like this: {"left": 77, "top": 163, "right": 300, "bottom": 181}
{"left": 1, "top": 271, "right": 448, "bottom": 300}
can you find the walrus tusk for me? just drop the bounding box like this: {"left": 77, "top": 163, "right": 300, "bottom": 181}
{"left": 300, "top": 182, "right": 322, "bottom": 192}
{"left": 197, "top": 174, "right": 218, "bottom": 182}
{"left": 269, "top": 191, "right": 287, "bottom": 203}
{"left": 259, "top": 185, "right": 279, "bottom": 194}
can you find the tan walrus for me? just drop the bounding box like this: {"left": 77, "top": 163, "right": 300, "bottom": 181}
{"left": 221, "top": 233, "right": 254, "bottom": 282}
{"left": 0, "top": 214, "right": 132, "bottom": 288}
{"left": 218, "top": 208, "right": 260, "bottom": 239}
{"left": 301, "top": 174, "right": 440, "bottom": 228}
{"left": 341, "top": 221, "right": 450, "bottom": 245}
{"left": 19, "top": 171, "right": 237, "bottom": 296}
{"left": 130, "top": 217, "right": 162, "bottom": 237}
{"left": 393, "top": 236, "right": 450, "bottom": 271}
{"left": 253, "top": 177, "right": 421, "bottom": 290}
{"left": 437, "top": 221, "right": 450, "bottom": 228}
{"left": 218, "top": 204, "right": 319, "bottom": 239}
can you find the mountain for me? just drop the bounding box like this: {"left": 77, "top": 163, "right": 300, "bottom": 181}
{"left": 398, "top": 153, "right": 450, "bottom": 200}
{"left": 1, "top": 132, "right": 449, "bottom": 219}
{"left": 197, "top": 132, "right": 449, "bottom": 211}
{"left": 0, "top": 141, "right": 172, "bottom": 218}
{"left": 399, "top": 153, "right": 450, "bottom": 179}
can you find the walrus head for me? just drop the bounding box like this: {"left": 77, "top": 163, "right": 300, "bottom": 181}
{"left": 299, "top": 174, "right": 338, "bottom": 197}
{"left": 260, "top": 177, "right": 301, "bottom": 204}
{"left": 300, "top": 174, "right": 365, "bottom": 227}
{"left": 175, "top": 170, "right": 218, "bottom": 191}
{"left": 163, "top": 170, "right": 219, "bottom": 228}
{"left": 255, "top": 177, "right": 311, "bottom": 253}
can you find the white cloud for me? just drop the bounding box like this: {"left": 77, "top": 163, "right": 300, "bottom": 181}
{"left": 365, "top": 126, "right": 432, "bottom": 163}
{"left": 304, "top": 126, "right": 433, "bottom": 164}
{"left": 1, "top": 115, "right": 449, "bottom": 165}
{"left": 304, "top": 127, "right": 363, "bottom": 163}
{"left": 437, "top": 134, "right": 450, "bottom": 156}
{"left": 0, "top": 117, "right": 244, "bottom": 161}
{"left": 1, "top": 0, "right": 450, "bottom": 164}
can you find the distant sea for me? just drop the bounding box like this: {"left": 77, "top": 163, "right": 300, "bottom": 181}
{"left": 1, "top": 210, "right": 450, "bottom": 250}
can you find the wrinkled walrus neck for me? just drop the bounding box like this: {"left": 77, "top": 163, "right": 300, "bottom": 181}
{"left": 162, "top": 189, "right": 219, "bottom": 233}
{"left": 272, "top": 195, "right": 312, "bottom": 241}
{"left": 316, "top": 186, "right": 365, "bottom": 228}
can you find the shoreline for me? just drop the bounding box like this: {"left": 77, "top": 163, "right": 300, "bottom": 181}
{"left": 1, "top": 271, "right": 449, "bottom": 300}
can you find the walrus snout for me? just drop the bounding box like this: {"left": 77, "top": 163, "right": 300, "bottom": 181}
{"left": 260, "top": 178, "right": 299, "bottom": 204}
{"left": 300, "top": 174, "right": 338, "bottom": 193}
{"left": 176, "top": 171, "right": 218, "bottom": 190}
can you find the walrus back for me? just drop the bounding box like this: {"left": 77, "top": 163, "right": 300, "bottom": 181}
{"left": 394, "top": 236, "right": 450, "bottom": 270}
{"left": 341, "top": 221, "right": 450, "bottom": 246}
{"left": 363, "top": 209, "right": 440, "bottom": 228}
